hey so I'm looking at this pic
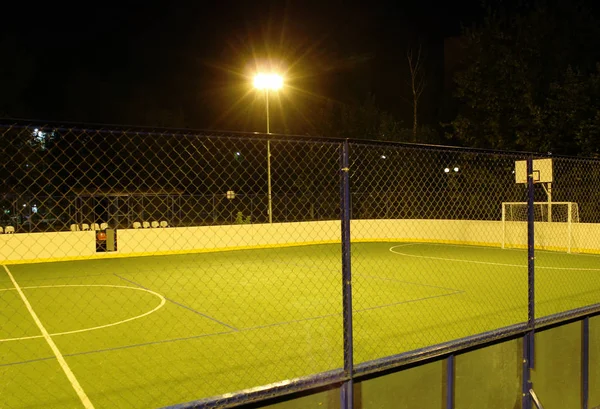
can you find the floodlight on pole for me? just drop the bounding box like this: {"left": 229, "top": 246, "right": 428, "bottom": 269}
{"left": 253, "top": 74, "right": 283, "bottom": 134}
{"left": 253, "top": 73, "right": 283, "bottom": 224}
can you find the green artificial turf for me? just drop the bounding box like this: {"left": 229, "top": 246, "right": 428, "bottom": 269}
{"left": 1, "top": 242, "right": 599, "bottom": 408}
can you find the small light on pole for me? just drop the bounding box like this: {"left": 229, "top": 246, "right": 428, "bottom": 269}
{"left": 253, "top": 73, "right": 283, "bottom": 224}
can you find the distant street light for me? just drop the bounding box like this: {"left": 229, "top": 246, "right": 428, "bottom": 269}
{"left": 253, "top": 73, "right": 283, "bottom": 224}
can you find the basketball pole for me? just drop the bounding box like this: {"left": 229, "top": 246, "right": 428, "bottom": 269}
{"left": 541, "top": 182, "right": 552, "bottom": 222}
{"left": 547, "top": 182, "right": 552, "bottom": 222}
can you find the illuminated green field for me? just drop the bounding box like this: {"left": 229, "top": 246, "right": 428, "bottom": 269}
{"left": 1, "top": 242, "right": 599, "bottom": 408}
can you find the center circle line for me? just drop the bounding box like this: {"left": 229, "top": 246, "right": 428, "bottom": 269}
{"left": 0, "top": 284, "right": 166, "bottom": 343}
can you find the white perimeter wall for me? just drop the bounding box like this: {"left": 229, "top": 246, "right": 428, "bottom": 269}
{"left": 1, "top": 220, "right": 599, "bottom": 263}
{"left": 0, "top": 231, "right": 97, "bottom": 263}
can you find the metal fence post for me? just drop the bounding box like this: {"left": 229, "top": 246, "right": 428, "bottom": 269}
{"left": 527, "top": 155, "right": 535, "bottom": 369}
{"left": 522, "top": 332, "right": 532, "bottom": 409}
{"left": 446, "top": 354, "right": 455, "bottom": 409}
{"left": 340, "top": 140, "right": 354, "bottom": 409}
{"left": 523, "top": 155, "right": 536, "bottom": 409}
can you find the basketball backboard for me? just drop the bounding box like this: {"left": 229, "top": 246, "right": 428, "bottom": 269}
{"left": 515, "top": 158, "right": 553, "bottom": 184}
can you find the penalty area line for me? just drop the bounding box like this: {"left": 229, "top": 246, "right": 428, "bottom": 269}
{"left": 2, "top": 265, "right": 95, "bottom": 409}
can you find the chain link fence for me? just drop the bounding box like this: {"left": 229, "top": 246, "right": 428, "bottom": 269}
{"left": 534, "top": 156, "right": 600, "bottom": 322}
{"left": 349, "top": 143, "right": 531, "bottom": 364}
{"left": 1, "top": 121, "right": 600, "bottom": 408}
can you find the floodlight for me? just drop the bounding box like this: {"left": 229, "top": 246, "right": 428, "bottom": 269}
{"left": 253, "top": 74, "right": 283, "bottom": 90}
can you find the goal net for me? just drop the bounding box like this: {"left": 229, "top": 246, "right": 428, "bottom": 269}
{"left": 502, "top": 202, "right": 580, "bottom": 253}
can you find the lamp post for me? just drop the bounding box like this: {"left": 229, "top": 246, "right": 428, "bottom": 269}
{"left": 253, "top": 73, "right": 283, "bottom": 224}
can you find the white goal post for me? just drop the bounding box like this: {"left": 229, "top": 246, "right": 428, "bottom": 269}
{"left": 502, "top": 202, "right": 580, "bottom": 253}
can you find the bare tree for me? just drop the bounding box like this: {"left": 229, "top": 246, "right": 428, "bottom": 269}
{"left": 407, "top": 45, "right": 426, "bottom": 142}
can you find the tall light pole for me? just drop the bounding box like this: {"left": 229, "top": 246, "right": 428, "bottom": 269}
{"left": 253, "top": 73, "right": 283, "bottom": 224}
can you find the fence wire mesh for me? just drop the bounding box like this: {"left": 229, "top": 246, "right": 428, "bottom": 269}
{"left": 533, "top": 156, "right": 600, "bottom": 321}
{"left": 1, "top": 121, "right": 600, "bottom": 409}
{"left": 0, "top": 123, "right": 343, "bottom": 409}
{"left": 349, "top": 143, "right": 530, "bottom": 363}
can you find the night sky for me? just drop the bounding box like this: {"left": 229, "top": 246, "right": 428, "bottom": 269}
{"left": 2, "top": 1, "right": 485, "bottom": 131}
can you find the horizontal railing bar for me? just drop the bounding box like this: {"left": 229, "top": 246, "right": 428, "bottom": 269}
{"left": 535, "top": 304, "right": 600, "bottom": 330}
{"left": 160, "top": 369, "right": 347, "bottom": 409}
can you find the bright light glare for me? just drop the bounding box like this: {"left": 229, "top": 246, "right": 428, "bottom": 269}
{"left": 253, "top": 74, "right": 283, "bottom": 90}
{"left": 454, "top": 167, "right": 459, "bottom": 172}
{"left": 380, "top": 155, "right": 387, "bottom": 159}
{"left": 444, "top": 168, "right": 450, "bottom": 173}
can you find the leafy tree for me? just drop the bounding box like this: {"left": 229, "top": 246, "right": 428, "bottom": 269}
{"left": 542, "top": 66, "right": 591, "bottom": 154}
{"left": 577, "top": 111, "right": 600, "bottom": 157}
{"left": 574, "top": 66, "right": 600, "bottom": 156}
{"left": 303, "top": 94, "right": 406, "bottom": 141}
{"left": 407, "top": 44, "right": 427, "bottom": 142}
{"left": 449, "top": 0, "right": 600, "bottom": 155}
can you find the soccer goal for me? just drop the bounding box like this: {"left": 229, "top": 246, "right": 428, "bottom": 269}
{"left": 502, "top": 202, "right": 580, "bottom": 253}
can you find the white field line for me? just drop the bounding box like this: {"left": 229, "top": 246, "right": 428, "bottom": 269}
{"left": 389, "top": 244, "right": 600, "bottom": 271}
{"left": 2, "top": 265, "right": 95, "bottom": 409}
{"left": 413, "top": 241, "right": 600, "bottom": 258}
{"left": 0, "top": 284, "right": 166, "bottom": 343}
